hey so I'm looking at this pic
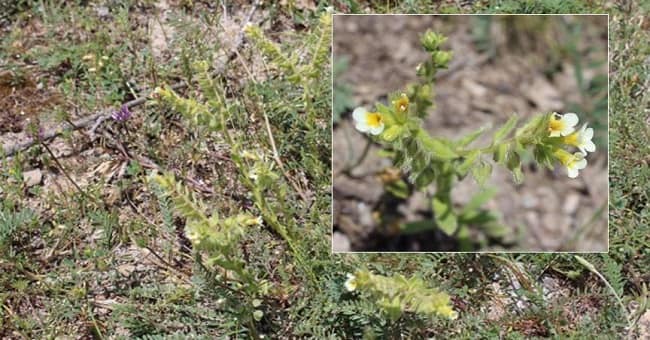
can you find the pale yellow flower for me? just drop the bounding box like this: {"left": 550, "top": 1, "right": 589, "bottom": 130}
{"left": 344, "top": 273, "right": 357, "bottom": 292}
{"left": 554, "top": 149, "right": 587, "bottom": 178}
{"left": 352, "top": 107, "right": 384, "bottom": 135}
{"left": 562, "top": 123, "right": 595, "bottom": 155}
{"left": 548, "top": 113, "right": 578, "bottom": 137}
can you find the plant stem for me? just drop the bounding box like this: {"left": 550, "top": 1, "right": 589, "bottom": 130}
{"left": 574, "top": 255, "right": 633, "bottom": 332}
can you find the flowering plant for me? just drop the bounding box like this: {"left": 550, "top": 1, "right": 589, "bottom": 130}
{"left": 344, "top": 270, "right": 457, "bottom": 321}
{"left": 349, "top": 30, "right": 596, "bottom": 244}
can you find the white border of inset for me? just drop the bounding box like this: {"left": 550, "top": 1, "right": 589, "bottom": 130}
{"left": 330, "top": 13, "right": 610, "bottom": 254}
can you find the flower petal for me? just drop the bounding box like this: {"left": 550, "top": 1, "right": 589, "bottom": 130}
{"left": 355, "top": 121, "right": 370, "bottom": 132}
{"left": 352, "top": 107, "right": 367, "bottom": 123}
{"left": 574, "top": 157, "right": 587, "bottom": 170}
{"left": 562, "top": 113, "right": 579, "bottom": 127}
{"left": 567, "top": 167, "right": 579, "bottom": 178}
{"left": 368, "top": 123, "right": 385, "bottom": 135}
{"left": 584, "top": 141, "right": 596, "bottom": 153}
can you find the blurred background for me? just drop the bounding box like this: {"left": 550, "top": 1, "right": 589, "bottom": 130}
{"left": 333, "top": 15, "right": 608, "bottom": 252}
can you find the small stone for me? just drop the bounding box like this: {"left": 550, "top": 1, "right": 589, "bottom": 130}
{"left": 521, "top": 193, "right": 538, "bottom": 209}
{"left": 637, "top": 309, "right": 650, "bottom": 340}
{"left": 23, "top": 169, "right": 42, "bottom": 187}
{"left": 95, "top": 6, "right": 110, "bottom": 18}
{"left": 334, "top": 175, "right": 384, "bottom": 203}
{"left": 539, "top": 214, "right": 571, "bottom": 250}
{"left": 117, "top": 264, "right": 136, "bottom": 277}
{"left": 524, "top": 211, "right": 539, "bottom": 228}
{"left": 332, "top": 232, "right": 351, "bottom": 252}
{"left": 563, "top": 193, "right": 580, "bottom": 214}
{"left": 357, "top": 202, "right": 373, "bottom": 227}
{"left": 463, "top": 79, "right": 488, "bottom": 98}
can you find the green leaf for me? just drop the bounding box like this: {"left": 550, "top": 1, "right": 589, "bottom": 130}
{"left": 413, "top": 168, "right": 436, "bottom": 189}
{"left": 377, "top": 149, "right": 396, "bottom": 159}
{"left": 493, "top": 143, "right": 509, "bottom": 165}
{"left": 511, "top": 167, "right": 524, "bottom": 184}
{"left": 457, "top": 225, "right": 472, "bottom": 251}
{"left": 382, "top": 125, "right": 403, "bottom": 142}
{"left": 400, "top": 220, "right": 436, "bottom": 234}
{"left": 433, "top": 51, "right": 453, "bottom": 68}
{"left": 461, "top": 188, "right": 497, "bottom": 214}
{"left": 385, "top": 179, "right": 410, "bottom": 199}
{"left": 375, "top": 102, "right": 396, "bottom": 126}
{"left": 459, "top": 210, "right": 497, "bottom": 225}
{"left": 493, "top": 116, "right": 518, "bottom": 144}
{"left": 506, "top": 150, "right": 521, "bottom": 171}
{"left": 421, "top": 30, "right": 448, "bottom": 51}
{"left": 418, "top": 133, "right": 458, "bottom": 160}
{"left": 471, "top": 161, "right": 492, "bottom": 186}
{"left": 483, "top": 221, "right": 508, "bottom": 239}
{"left": 516, "top": 112, "right": 552, "bottom": 142}
{"left": 457, "top": 150, "right": 480, "bottom": 176}
{"left": 457, "top": 126, "right": 487, "bottom": 147}
{"left": 533, "top": 144, "right": 555, "bottom": 170}
{"left": 433, "top": 197, "right": 458, "bottom": 235}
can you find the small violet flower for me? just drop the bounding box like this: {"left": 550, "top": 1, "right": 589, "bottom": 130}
{"left": 548, "top": 112, "right": 578, "bottom": 137}
{"left": 562, "top": 123, "right": 596, "bottom": 155}
{"left": 344, "top": 273, "right": 357, "bottom": 292}
{"left": 111, "top": 105, "right": 132, "bottom": 122}
{"left": 352, "top": 107, "right": 384, "bottom": 135}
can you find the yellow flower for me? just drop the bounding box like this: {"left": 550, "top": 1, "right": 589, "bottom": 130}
{"left": 185, "top": 228, "right": 201, "bottom": 243}
{"left": 554, "top": 149, "right": 587, "bottom": 178}
{"left": 240, "top": 150, "right": 261, "bottom": 161}
{"left": 248, "top": 216, "right": 263, "bottom": 226}
{"left": 548, "top": 113, "right": 578, "bottom": 137}
{"left": 392, "top": 93, "right": 409, "bottom": 114}
{"left": 249, "top": 169, "right": 258, "bottom": 181}
{"left": 344, "top": 273, "right": 357, "bottom": 292}
{"left": 562, "top": 123, "right": 595, "bottom": 155}
{"left": 352, "top": 107, "right": 384, "bottom": 135}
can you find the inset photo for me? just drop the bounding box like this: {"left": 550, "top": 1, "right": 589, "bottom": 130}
{"left": 332, "top": 14, "right": 608, "bottom": 252}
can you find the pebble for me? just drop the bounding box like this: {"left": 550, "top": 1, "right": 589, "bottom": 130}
{"left": 95, "top": 6, "right": 110, "bottom": 18}
{"left": 332, "top": 232, "right": 351, "bottom": 252}
{"left": 563, "top": 193, "right": 581, "bottom": 214}
{"left": 117, "top": 264, "right": 136, "bottom": 277}
{"left": 23, "top": 169, "right": 42, "bottom": 187}
{"left": 521, "top": 193, "right": 538, "bottom": 209}
{"left": 357, "top": 202, "right": 374, "bottom": 227}
{"left": 637, "top": 309, "right": 650, "bottom": 340}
